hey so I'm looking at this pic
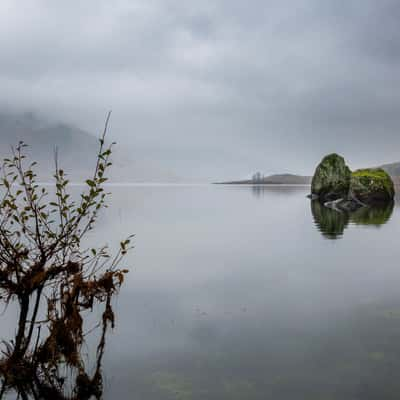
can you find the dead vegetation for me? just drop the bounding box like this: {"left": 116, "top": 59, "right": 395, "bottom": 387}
{"left": 0, "top": 113, "right": 132, "bottom": 399}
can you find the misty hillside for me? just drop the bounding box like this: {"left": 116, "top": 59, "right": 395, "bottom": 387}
{"left": 0, "top": 112, "right": 103, "bottom": 181}
{"left": 0, "top": 112, "right": 177, "bottom": 183}
{"left": 378, "top": 162, "right": 400, "bottom": 177}
{"left": 377, "top": 162, "right": 400, "bottom": 185}
{"left": 0, "top": 112, "right": 96, "bottom": 152}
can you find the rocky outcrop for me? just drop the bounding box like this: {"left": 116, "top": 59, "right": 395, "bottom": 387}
{"left": 310, "top": 154, "right": 395, "bottom": 216}
{"left": 323, "top": 197, "right": 362, "bottom": 212}
{"left": 310, "top": 154, "right": 395, "bottom": 238}
{"left": 311, "top": 154, "right": 351, "bottom": 202}
{"left": 350, "top": 168, "right": 395, "bottom": 205}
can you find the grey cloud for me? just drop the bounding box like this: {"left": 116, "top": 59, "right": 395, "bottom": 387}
{"left": 0, "top": 0, "right": 400, "bottom": 180}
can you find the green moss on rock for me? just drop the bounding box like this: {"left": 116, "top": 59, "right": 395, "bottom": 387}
{"left": 311, "top": 154, "right": 351, "bottom": 200}
{"left": 350, "top": 168, "right": 395, "bottom": 205}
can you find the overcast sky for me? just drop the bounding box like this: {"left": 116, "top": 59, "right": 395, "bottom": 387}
{"left": 1, "top": 0, "right": 400, "bottom": 181}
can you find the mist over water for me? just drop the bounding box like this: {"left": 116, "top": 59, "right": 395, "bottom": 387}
{"left": 84, "top": 184, "right": 400, "bottom": 399}
{"left": 2, "top": 1, "right": 400, "bottom": 397}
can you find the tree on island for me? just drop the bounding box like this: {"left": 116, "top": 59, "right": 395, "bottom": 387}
{"left": 252, "top": 172, "right": 264, "bottom": 183}
{"left": 0, "top": 113, "right": 132, "bottom": 400}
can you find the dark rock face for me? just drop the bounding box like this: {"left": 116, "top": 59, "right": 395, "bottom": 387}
{"left": 350, "top": 168, "right": 395, "bottom": 205}
{"left": 310, "top": 155, "right": 395, "bottom": 207}
{"left": 309, "top": 156, "right": 395, "bottom": 238}
{"left": 311, "top": 154, "right": 351, "bottom": 201}
{"left": 323, "top": 198, "right": 362, "bottom": 212}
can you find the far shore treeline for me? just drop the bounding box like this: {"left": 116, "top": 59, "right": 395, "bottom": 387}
{"left": 215, "top": 161, "right": 400, "bottom": 185}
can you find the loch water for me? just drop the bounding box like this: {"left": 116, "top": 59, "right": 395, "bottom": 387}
{"left": 81, "top": 185, "right": 400, "bottom": 398}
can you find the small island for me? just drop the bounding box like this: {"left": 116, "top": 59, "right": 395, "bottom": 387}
{"left": 309, "top": 153, "right": 395, "bottom": 211}
{"left": 215, "top": 173, "right": 311, "bottom": 185}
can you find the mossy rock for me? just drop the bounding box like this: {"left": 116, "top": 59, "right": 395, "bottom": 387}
{"left": 311, "top": 154, "right": 351, "bottom": 201}
{"left": 350, "top": 168, "right": 395, "bottom": 205}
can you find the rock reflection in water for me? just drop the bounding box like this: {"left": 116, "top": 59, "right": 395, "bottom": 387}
{"left": 311, "top": 200, "right": 394, "bottom": 239}
{"left": 311, "top": 201, "right": 350, "bottom": 239}
{"left": 350, "top": 202, "right": 394, "bottom": 226}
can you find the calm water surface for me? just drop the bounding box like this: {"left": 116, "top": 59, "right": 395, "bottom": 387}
{"left": 96, "top": 185, "right": 400, "bottom": 399}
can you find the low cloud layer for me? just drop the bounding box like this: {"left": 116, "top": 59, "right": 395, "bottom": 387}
{"left": 1, "top": 0, "right": 400, "bottom": 180}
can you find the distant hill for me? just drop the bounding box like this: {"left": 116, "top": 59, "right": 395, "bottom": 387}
{"left": 2, "top": 114, "right": 399, "bottom": 185}
{"left": 216, "top": 173, "right": 312, "bottom": 185}
{"left": 378, "top": 162, "right": 400, "bottom": 177}
{"left": 376, "top": 163, "right": 400, "bottom": 185}
{"left": 0, "top": 111, "right": 105, "bottom": 181}
{"left": 218, "top": 164, "right": 400, "bottom": 186}
{"left": 0, "top": 111, "right": 177, "bottom": 183}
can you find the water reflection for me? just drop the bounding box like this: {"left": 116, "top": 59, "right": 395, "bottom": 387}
{"left": 102, "top": 185, "right": 400, "bottom": 399}
{"left": 350, "top": 202, "right": 394, "bottom": 226}
{"left": 311, "top": 201, "right": 350, "bottom": 239}
{"left": 252, "top": 184, "right": 269, "bottom": 198}
{"left": 2, "top": 184, "right": 399, "bottom": 399}
{"left": 311, "top": 200, "right": 394, "bottom": 239}
{"left": 249, "top": 184, "right": 308, "bottom": 198}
